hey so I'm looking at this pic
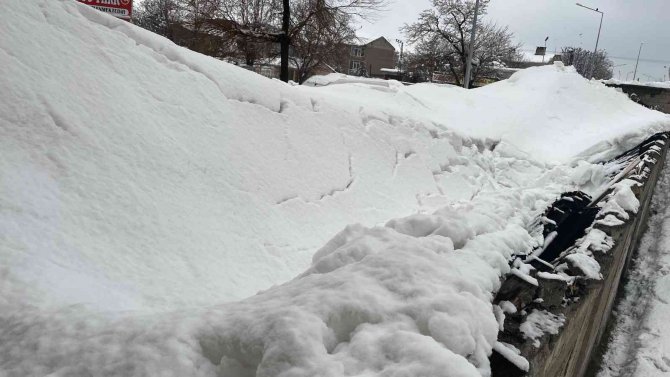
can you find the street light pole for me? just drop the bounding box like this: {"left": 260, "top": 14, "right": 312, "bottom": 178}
{"left": 464, "top": 0, "right": 480, "bottom": 89}
{"left": 633, "top": 42, "right": 644, "bottom": 81}
{"left": 575, "top": 3, "right": 603, "bottom": 79}
{"left": 612, "top": 63, "right": 626, "bottom": 80}
{"left": 396, "top": 39, "right": 404, "bottom": 81}
{"left": 543, "top": 36, "right": 549, "bottom": 63}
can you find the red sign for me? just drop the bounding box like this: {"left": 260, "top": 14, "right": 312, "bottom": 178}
{"left": 77, "top": 0, "right": 133, "bottom": 20}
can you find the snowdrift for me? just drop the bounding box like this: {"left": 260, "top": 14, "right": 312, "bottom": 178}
{"left": 1, "top": 0, "right": 669, "bottom": 376}
{"left": 309, "top": 67, "right": 669, "bottom": 163}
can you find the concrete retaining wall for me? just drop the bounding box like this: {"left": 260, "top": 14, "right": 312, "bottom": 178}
{"left": 537, "top": 138, "right": 667, "bottom": 377}
{"left": 491, "top": 133, "right": 670, "bottom": 377}
{"left": 605, "top": 83, "right": 670, "bottom": 114}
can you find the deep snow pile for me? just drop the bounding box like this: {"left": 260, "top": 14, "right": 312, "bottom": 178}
{"left": 308, "top": 68, "right": 668, "bottom": 164}
{"left": 1, "top": 0, "right": 669, "bottom": 376}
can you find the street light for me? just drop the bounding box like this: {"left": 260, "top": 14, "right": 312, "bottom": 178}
{"left": 575, "top": 3, "right": 603, "bottom": 79}
{"left": 633, "top": 42, "right": 644, "bottom": 81}
{"left": 395, "top": 39, "right": 404, "bottom": 81}
{"left": 464, "top": 0, "right": 481, "bottom": 88}
{"left": 613, "top": 63, "right": 626, "bottom": 80}
{"left": 543, "top": 36, "right": 549, "bottom": 63}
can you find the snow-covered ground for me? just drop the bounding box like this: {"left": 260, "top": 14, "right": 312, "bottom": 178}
{"left": 598, "top": 158, "right": 670, "bottom": 377}
{"left": 1, "top": 1, "right": 669, "bottom": 376}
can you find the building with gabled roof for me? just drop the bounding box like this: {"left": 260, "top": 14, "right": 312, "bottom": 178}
{"left": 346, "top": 36, "right": 397, "bottom": 78}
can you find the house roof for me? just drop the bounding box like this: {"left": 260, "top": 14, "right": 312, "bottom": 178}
{"left": 349, "top": 36, "right": 396, "bottom": 50}
{"left": 351, "top": 37, "right": 372, "bottom": 46}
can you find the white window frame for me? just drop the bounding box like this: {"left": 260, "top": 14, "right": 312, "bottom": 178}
{"left": 349, "top": 60, "right": 364, "bottom": 74}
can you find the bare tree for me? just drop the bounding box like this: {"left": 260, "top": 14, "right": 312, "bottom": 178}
{"left": 174, "top": 0, "right": 221, "bottom": 50}
{"left": 210, "top": 0, "right": 281, "bottom": 65}
{"left": 206, "top": 0, "right": 385, "bottom": 82}
{"left": 561, "top": 47, "right": 613, "bottom": 80}
{"left": 133, "top": 0, "right": 180, "bottom": 41}
{"left": 135, "top": 0, "right": 384, "bottom": 82}
{"left": 289, "top": 1, "right": 355, "bottom": 83}
{"left": 402, "top": 48, "right": 442, "bottom": 83}
{"left": 403, "top": 0, "right": 520, "bottom": 87}
{"left": 134, "top": 0, "right": 228, "bottom": 57}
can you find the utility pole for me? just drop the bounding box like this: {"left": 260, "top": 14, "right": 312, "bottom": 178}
{"left": 575, "top": 3, "right": 603, "bottom": 79}
{"left": 396, "top": 39, "right": 404, "bottom": 81}
{"left": 543, "top": 36, "right": 549, "bottom": 63}
{"left": 279, "top": 0, "right": 290, "bottom": 82}
{"left": 590, "top": 9, "right": 603, "bottom": 78}
{"left": 612, "top": 63, "right": 626, "bottom": 80}
{"left": 464, "top": 0, "right": 480, "bottom": 89}
{"left": 633, "top": 42, "right": 644, "bottom": 81}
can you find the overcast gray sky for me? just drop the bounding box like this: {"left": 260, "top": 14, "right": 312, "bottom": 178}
{"left": 359, "top": 0, "right": 670, "bottom": 62}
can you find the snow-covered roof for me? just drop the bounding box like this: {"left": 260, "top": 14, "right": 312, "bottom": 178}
{"left": 352, "top": 36, "right": 372, "bottom": 45}
{"left": 349, "top": 36, "right": 395, "bottom": 49}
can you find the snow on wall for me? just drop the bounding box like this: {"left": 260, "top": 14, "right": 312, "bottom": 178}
{"left": 597, "top": 157, "right": 670, "bottom": 377}
{"left": 1, "top": 0, "right": 670, "bottom": 376}
{"left": 520, "top": 309, "right": 566, "bottom": 348}
{"left": 604, "top": 78, "right": 670, "bottom": 89}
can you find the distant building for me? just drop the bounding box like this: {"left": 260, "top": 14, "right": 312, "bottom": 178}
{"left": 347, "top": 37, "right": 396, "bottom": 78}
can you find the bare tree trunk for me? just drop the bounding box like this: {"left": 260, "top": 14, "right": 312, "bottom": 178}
{"left": 280, "top": 0, "right": 290, "bottom": 82}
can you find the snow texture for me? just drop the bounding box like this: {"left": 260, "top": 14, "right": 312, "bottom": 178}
{"left": 499, "top": 300, "right": 518, "bottom": 314}
{"left": 609, "top": 179, "right": 642, "bottom": 214}
{"left": 565, "top": 253, "right": 603, "bottom": 280}
{"left": 510, "top": 268, "right": 539, "bottom": 286}
{"left": 573, "top": 227, "right": 615, "bottom": 256}
{"left": 520, "top": 309, "right": 566, "bottom": 348}
{"left": 1, "top": 1, "right": 670, "bottom": 376}
{"left": 493, "top": 342, "right": 530, "bottom": 372}
{"left": 536, "top": 271, "right": 571, "bottom": 282}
